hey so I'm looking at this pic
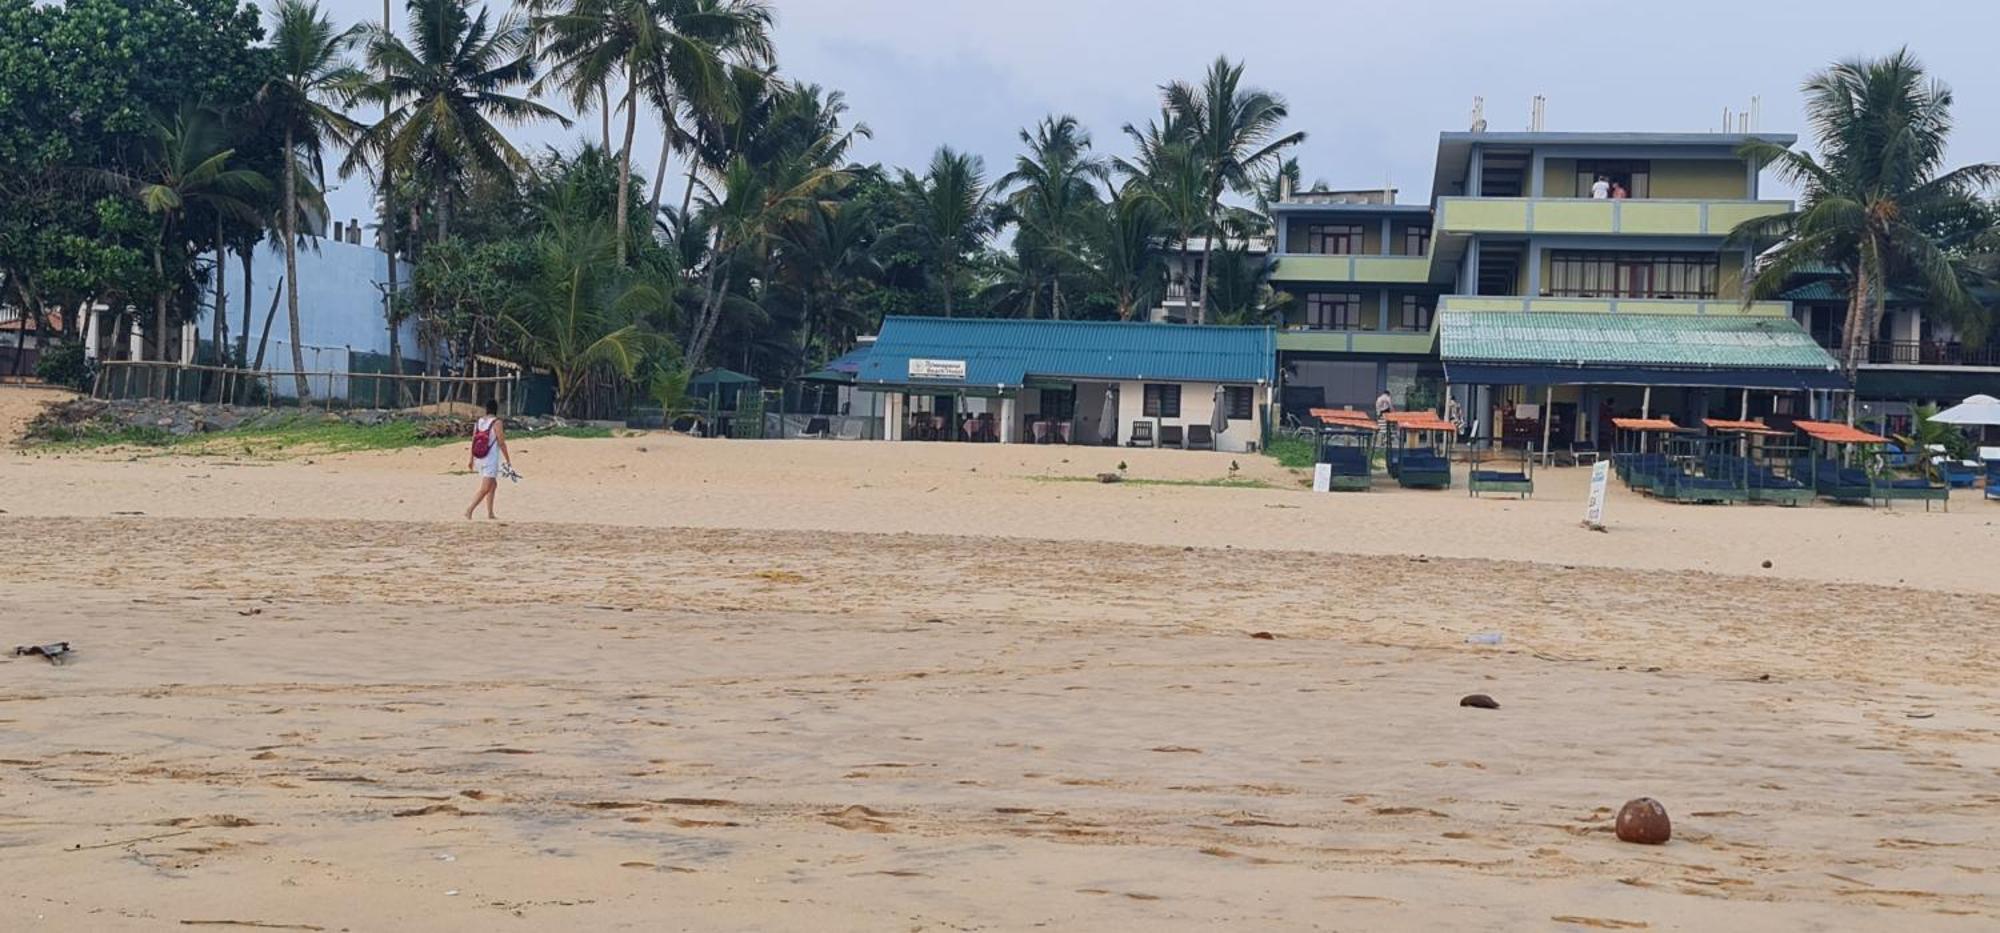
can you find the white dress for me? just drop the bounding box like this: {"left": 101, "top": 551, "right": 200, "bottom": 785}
{"left": 472, "top": 417, "right": 501, "bottom": 478}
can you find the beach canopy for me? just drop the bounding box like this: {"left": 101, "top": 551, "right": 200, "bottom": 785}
{"left": 1702, "top": 418, "right": 1788, "bottom": 436}
{"left": 1310, "top": 407, "right": 1377, "bottom": 430}
{"left": 1794, "top": 420, "right": 1889, "bottom": 444}
{"left": 1210, "top": 385, "right": 1228, "bottom": 436}
{"left": 1391, "top": 413, "right": 1458, "bottom": 433}
{"left": 1611, "top": 417, "right": 1685, "bottom": 432}
{"left": 1931, "top": 394, "right": 2000, "bottom": 426}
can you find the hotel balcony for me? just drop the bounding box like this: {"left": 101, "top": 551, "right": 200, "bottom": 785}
{"left": 1437, "top": 295, "right": 1792, "bottom": 317}
{"left": 1435, "top": 197, "right": 1791, "bottom": 239}
{"left": 1818, "top": 338, "right": 2000, "bottom": 369}
{"left": 1268, "top": 254, "right": 1433, "bottom": 285}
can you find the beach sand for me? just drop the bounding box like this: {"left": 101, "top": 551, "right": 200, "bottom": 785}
{"left": 2, "top": 390, "right": 1996, "bottom": 930}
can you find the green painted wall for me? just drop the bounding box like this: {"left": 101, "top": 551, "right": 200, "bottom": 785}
{"left": 1650, "top": 159, "right": 1748, "bottom": 199}
{"left": 1543, "top": 158, "right": 1577, "bottom": 195}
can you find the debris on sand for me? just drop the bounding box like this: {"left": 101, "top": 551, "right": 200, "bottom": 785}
{"left": 1614, "top": 797, "right": 1671, "bottom": 844}
{"left": 13, "top": 642, "right": 71, "bottom": 665}
{"left": 1459, "top": 694, "right": 1500, "bottom": 710}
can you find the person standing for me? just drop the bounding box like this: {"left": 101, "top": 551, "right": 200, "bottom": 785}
{"left": 464, "top": 398, "right": 513, "bottom": 520}
{"left": 1590, "top": 175, "right": 1611, "bottom": 199}
{"left": 1445, "top": 395, "right": 1464, "bottom": 431}
{"left": 1610, "top": 180, "right": 1629, "bottom": 199}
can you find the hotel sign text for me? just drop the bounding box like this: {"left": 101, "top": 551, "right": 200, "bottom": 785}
{"left": 907, "top": 358, "right": 967, "bottom": 380}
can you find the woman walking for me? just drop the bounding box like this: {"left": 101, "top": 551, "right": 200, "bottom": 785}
{"left": 464, "top": 399, "right": 513, "bottom": 520}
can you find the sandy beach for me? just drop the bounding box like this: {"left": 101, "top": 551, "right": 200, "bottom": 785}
{"left": 2, "top": 388, "right": 1996, "bottom": 930}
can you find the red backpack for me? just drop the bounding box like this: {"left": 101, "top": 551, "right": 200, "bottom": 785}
{"left": 471, "top": 419, "right": 493, "bottom": 459}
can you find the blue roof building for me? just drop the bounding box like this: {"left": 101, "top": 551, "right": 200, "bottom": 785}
{"left": 854, "top": 317, "right": 1276, "bottom": 451}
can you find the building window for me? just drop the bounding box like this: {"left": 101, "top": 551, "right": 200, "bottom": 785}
{"left": 1039, "top": 388, "right": 1075, "bottom": 420}
{"left": 1548, "top": 251, "right": 1720, "bottom": 299}
{"left": 1575, "top": 160, "right": 1652, "bottom": 198}
{"left": 1394, "top": 295, "right": 1434, "bottom": 332}
{"left": 1223, "top": 386, "right": 1254, "bottom": 420}
{"left": 1143, "top": 384, "right": 1181, "bottom": 418}
{"left": 1402, "top": 225, "right": 1430, "bottom": 257}
{"left": 1305, "top": 223, "right": 1364, "bottom": 254}
{"left": 1304, "top": 292, "right": 1362, "bottom": 330}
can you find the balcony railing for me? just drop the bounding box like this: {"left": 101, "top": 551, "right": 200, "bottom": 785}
{"left": 1817, "top": 338, "right": 2000, "bottom": 367}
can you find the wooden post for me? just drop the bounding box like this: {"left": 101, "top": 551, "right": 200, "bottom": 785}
{"left": 1540, "top": 384, "right": 1554, "bottom": 465}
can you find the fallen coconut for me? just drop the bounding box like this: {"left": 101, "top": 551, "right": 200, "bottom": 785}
{"left": 1459, "top": 694, "right": 1499, "bottom": 709}
{"left": 1614, "top": 797, "right": 1671, "bottom": 844}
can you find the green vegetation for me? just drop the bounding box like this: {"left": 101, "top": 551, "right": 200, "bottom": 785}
{"left": 31, "top": 414, "right": 611, "bottom": 456}
{"left": 1263, "top": 435, "right": 1315, "bottom": 469}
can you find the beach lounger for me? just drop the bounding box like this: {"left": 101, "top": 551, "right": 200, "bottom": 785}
{"left": 836, "top": 421, "right": 863, "bottom": 441}
{"left": 1319, "top": 445, "right": 1372, "bottom": 491}
{"left": 1988, "top": 459, "right": 2000, "bottom": 501}
{"left": 1186, "top": 424, "right": 1215, "bottom": 451}
{"left": 798, "top": 416, "right": 830, "bottom": 438}
{"left": 1935, "top": 459, "right": 1978, "bottom": 489}
{"left": 1559, "top": 441, "right": 1600, "bottom": 467}
{"left": 1469, "top": 449, "right": 1532, "bottom": 498}
{"left": 1395, "top": 447, "right": 1451, "bottom": 489}
{"left": 1127, "top": 421, "right": 1154, "bottom": 448}
{"left": 1159, "top": 425, "right": 1185, "bottom": 450}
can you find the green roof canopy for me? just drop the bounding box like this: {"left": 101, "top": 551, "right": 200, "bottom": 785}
{"left": 1438, "top": 312, "right": 1847, "bottom": 390}
{"left": 688, "top": 368, "right": 760, "bottom": 387}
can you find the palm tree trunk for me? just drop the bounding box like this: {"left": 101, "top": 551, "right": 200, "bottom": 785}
{"left": 646, "top": 130, "right": 671, "bottom": 227}
{"left": 614, "top": 69, "right": 639, "bottom": 266}
{"left": 1052, "top": 277, "right": 1064, "bottom": 320}
{"left": 383, "top": 185, "right": 403, "bottom": 402}
{"left": 152, "top": 234, "right": 169, "bottom": 396}
{"left": 238, "top": 249, "right": 252, "bottom": 373}
{"left": 210, "top": 221, "right": 227, "bottom": 401}
{"left": 1193, "top": 204, "right": 1218, "bottom": 324}
{"left": 600, "top": 86, "right": 612, "bottom": 153}
{"left": 679, "top": 156, "right": 700, "bottom": 219}
{"left": 1842, "top": 266, "right": 1869, "bottom": 424}
{"left": 282, "top": 129, "right": 311, "bottom": 399}
{"left": 941, "top": 259, "right": 954, "bottom": 317}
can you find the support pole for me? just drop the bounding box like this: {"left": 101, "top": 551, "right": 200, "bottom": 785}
{"left": 1540, "top": 384, "right": 1554, "bottom": 465}
{"left": 1640, "top": 387, "right": 1653, "bottom": 453}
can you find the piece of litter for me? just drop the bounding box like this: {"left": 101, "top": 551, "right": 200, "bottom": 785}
{"left": 13, "top": 642, "right": 72, "bottom": 665}
{"left": 436, "top": 854, "right": 456, "bottom": 862}
{"left": 1464, "top": 632, "right": 1503, "bottom": 646}
{"left": 445, "top": 890, "right": 459, "bottom": 896}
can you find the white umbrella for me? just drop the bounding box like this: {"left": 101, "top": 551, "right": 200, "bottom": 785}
{"left": 1211, "top": 385, "right": 1228, "bottom": 436}
{"left": 1931, "top": 394, "right": 2000, "bottom": 426}
{"left": 1099, "top": 387, "right": 1117, "bottom": 443}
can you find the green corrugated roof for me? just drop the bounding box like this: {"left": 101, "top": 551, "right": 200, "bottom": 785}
{"left": 1439, "top": 312, "right": 1840, "bottom": 370}
{"left": 1779, "top": 280, "right": 1925, "bottom": 303}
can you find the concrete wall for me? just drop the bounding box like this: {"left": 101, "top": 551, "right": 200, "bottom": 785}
{"left": 1114, "top": 379, "right": 1266, "bottom": 453}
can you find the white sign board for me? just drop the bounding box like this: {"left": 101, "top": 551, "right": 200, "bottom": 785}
{"left": 906, "top": 358, "right": 966, "bottom": 380}
{"left": 1313, "top": 463, "right": 1333, "bottom": 493}
{"left": 1583, "top": 459, "right": 1610, "bottom": 528}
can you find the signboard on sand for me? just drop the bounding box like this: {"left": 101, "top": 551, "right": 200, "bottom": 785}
{"left": 907, "top": 358, "right": 967, "bottom": 380}
{"left": 1313, "top": 463, "right": 1332, "bottom": 493}
{"left": 1583, "top": 459, "right": 1610, "bottom": 529}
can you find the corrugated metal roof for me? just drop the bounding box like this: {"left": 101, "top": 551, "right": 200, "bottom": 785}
{"left": 1780, "top": 280, "right": 1926, "bottom": 303}
{"left": 856, "top": 317, "right": 1276, "bottom": 389}
{"left": 1438, "top": 312, "right": 1840, "bottom": 371}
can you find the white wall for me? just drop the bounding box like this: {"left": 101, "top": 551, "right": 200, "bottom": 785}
{"left": 201, "top": 238, "right": 420, "bottom": 393}
{"left": 1114, "top": 379, "right": 1266, "bottom": 453}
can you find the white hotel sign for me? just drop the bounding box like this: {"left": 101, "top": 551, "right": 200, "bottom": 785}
{"left": 907, "top": 358, "right": 967, "bottom": 380}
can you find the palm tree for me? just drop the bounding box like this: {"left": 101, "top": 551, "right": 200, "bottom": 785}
{"left": 536, "top": 0, "right": 772, "bottom": 265}
{"left": 1731, "top": 50, "right": 1998, "bottom": 416}
{"left": 260, "top": 0, "right": 365, "bottom": 398}
{"left": 895, "top": 147, "right": 995, "bottom": 317}
{"left": 999, "top": 115, "right": 1106, "bottom": 319}
{"left": 684, "top": 152, "right": 847, "bottom": 368}
{"left": 350, "top": 0, "right": 565, "bottom": 241}
{"left": 1162, "top": 56, "right": 1304, "bottom": 321}
{"left": 116, "top": 106, "right": 271, "bottom": 390}
{"left": 499, "top": 207, "right": 660, "bottom": 415}
{"left": 1115, "top": 115, "right": 1207, "bottom": 320}
{"left": 1091, "top": 188, "right": 1169, "bottom": 321}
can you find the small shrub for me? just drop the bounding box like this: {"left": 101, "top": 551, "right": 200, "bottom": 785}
{"left": 34, "top": 342, "right": 92, "bottom": 391}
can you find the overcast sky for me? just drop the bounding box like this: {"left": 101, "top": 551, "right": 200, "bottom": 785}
{"left": 312, "top": 0, "right": 2000, "bottom": 226}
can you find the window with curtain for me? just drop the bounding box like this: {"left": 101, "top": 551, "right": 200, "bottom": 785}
{"left": 1394, "top": 295, "right": 1434, "bottom": 332}
{"left": 1224, "top": 386, "right": 1254, "bottom": 420}
{"left": 1402, "top": 225, "right": 1430, "bottom": 256}
{"left": 1547, "top": 251, "right": 1719, "bottom": 299}
{"left": 1304, "top": 292, "right": 1362, "bottom": 330}
{"left": 1143, "top": 384, "right": 1181, "bottom": 418}
{"left": 1304, "top": 223, "right": 1364, "bottom": 254}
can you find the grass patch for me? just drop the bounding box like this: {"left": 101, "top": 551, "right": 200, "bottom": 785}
{"left": 1031, "top": 474, "right": 1276, "bottom": 490}
{"left": 33, "top": 414, "right": 613, "bottom": 458}
{"left": 1263, "top": 436, "right": 1316, "bottom": 469}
